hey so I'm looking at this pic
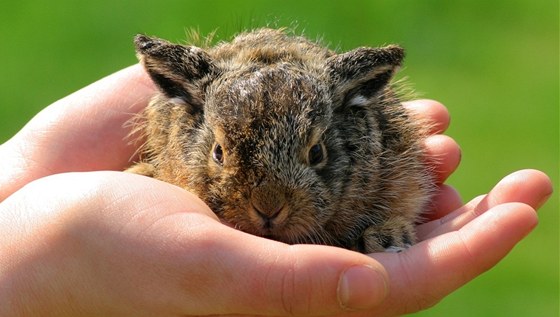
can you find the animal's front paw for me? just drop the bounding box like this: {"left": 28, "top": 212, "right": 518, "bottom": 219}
{"left": 361, "top": 221, "right": 416, "bottom": 253}
{"left": 125, "top": 162, "right": 155, "bottom": 177}
{"left": 384, "top": 244, "right": 412, "bottom": 253}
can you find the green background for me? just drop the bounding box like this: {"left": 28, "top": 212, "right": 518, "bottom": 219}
{"left": 0, "top": 1, "right": 557, "bottom": 316}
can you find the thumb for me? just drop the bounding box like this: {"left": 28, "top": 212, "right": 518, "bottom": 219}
{"left": 191, "top": 235, "right": 389, "bottom": 316}
{"left": 84, "top": 173, "right": 390, "bottom": 316}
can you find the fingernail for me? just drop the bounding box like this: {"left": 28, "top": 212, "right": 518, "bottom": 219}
{"left": 337, "top": 265, "right": 388, "bottom": 310}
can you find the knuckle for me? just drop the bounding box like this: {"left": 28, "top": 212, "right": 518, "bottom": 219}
{"left": 264, "top": 252, "right": 315, "bottom": 316}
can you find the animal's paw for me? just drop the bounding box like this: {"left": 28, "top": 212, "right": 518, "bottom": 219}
{"left": 384, "top": 244, "right": 412, "bottom": 253}
{"left": 125, "top": 162, "right": 155, "bottom": 177}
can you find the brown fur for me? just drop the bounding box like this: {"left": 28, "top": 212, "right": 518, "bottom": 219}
{"left": 128, "top": 28, "right": 434, "bottom": 253}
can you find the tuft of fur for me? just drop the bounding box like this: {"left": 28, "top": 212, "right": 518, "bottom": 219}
{"left": 128, "top": 28, "right": 435, "bottom": 253}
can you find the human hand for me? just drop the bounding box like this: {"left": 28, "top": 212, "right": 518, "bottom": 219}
{"left": 0, "top": 65, "right": 552, "bottom": 316}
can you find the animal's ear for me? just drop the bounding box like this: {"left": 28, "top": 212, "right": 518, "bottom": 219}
{"left": 326, "top": 45, "right": 404, "bottom": 107}
{"left": 134, "top": 34, "right": 219, "bottom": 108}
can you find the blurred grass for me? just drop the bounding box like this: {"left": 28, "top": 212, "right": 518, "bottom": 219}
{"left": 0, "top": 1, "right": 557, "bottom": 316}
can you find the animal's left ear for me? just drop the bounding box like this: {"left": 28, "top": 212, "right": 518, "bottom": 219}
{"left": 326, "top": 45, "right": 404, "bottom": 107}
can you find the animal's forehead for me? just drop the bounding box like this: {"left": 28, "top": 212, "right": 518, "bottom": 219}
{"left": 206, "top": 65, "right": 329, "bottom": 120}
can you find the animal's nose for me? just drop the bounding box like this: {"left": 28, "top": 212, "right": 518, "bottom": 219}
{"left": 251, "top": 183, "right": 286, "bottom": 223}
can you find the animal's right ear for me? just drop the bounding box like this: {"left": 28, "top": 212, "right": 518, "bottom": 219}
{"left": 326, "top": 45, "right": 404, "bottom": 108}
{"left": 134, "top": 34, "right": 218, "bottom": 108}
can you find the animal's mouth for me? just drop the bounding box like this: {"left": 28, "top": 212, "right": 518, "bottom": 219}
{"left": 220, "top": 215, "right": 293, "bottom": 243}
{"left": 219, "top": 219, "right": 236, "bottom": 229}
{"left": 259, "top": 230, "right": 293, "bottom": 244}
{"left": 216, "top": 204, "right": 309, "bottom": 245}
{"left": 252, "top": 222, "right": 285, "bottom": 240}
{"left": 218, "top": 216, "right": 282, "bottom": 237}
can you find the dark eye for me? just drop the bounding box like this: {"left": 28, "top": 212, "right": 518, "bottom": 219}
{"left": 308, "top": 143, "right": 325, "bottom": 166}
{"left": 213, "top": 143, "right": 224, "bottom": 165}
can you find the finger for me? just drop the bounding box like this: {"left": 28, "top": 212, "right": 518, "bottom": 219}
{"left": 417, "top": 169, "right": 552, "bottom": 240}
{"left": 403, "top": 100, "right": 461, "bottom": 184}
{"left": 416, "top": 194, "right": 484, "bottom": 240}
{"left": 0, "top": 65, "right": 155, "bottom": 201}
{"left": 421, "top": 183, "right": 463, "bottom": 222}
{"left": 423, "top": 134, "right": 461, "bottom": 184}
{"left": 475, "top": 169, "right": 553, "bottom": 211}
{"left": 403, "top": 99, "right": 450, "bottom": 134}
{"left": 370, "top": 202, "right": 538, "bottom": 316}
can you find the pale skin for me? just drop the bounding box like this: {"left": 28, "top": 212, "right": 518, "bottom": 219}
{"left": 0, "top": 65, "right": 553, "bottom": 317}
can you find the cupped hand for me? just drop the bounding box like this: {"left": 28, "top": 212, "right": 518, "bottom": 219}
{"left": 0, "top": 65, "right": 552, "bottom": 317}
